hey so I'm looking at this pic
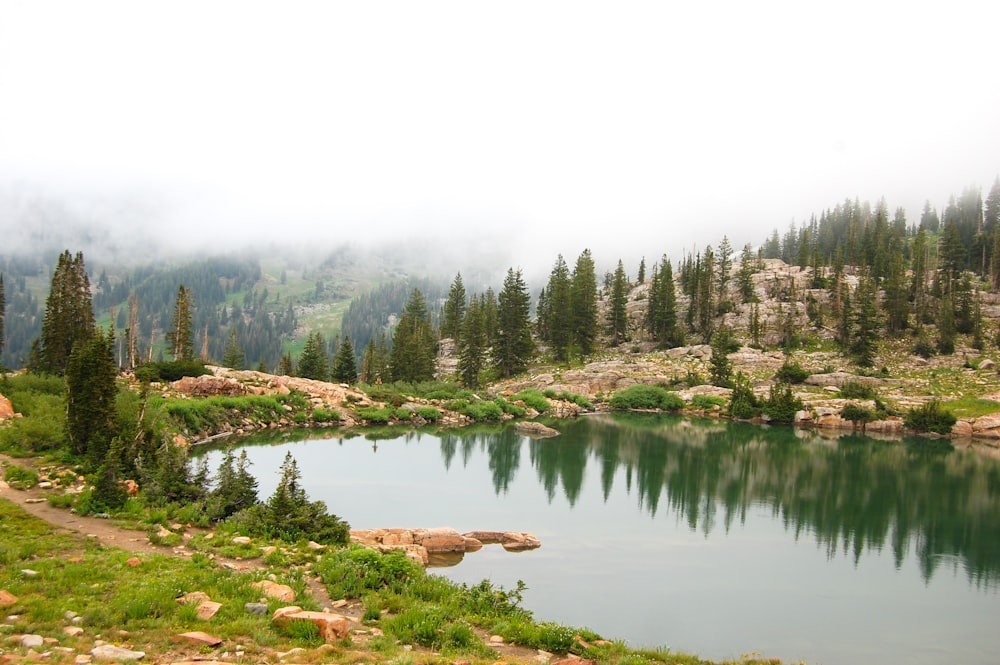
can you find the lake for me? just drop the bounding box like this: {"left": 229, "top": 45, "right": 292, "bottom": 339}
{"left": 199, "top": 414, "right": 1000, "bottom": 665}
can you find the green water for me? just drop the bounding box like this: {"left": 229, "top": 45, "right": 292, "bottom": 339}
{"left": 204, "top": 414, "right": 1000, "bottom": 664}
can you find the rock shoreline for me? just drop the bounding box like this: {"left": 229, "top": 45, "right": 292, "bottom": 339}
{"left": 349, "top": 527, "right": 541, "bottom": 566}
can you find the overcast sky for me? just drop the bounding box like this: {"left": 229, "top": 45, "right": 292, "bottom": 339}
{"left": 1, "top": 1, "right": 998, "bottom": 270}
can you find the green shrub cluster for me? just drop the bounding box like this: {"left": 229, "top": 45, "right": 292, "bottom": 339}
{"left": 3, "top": 464, "right": 39, "bottom": 489}
{"left": 511, "top": 389, "right": 551, "bottom": 412}
{"left": 691, "top": 394, "right": 726, "bottom": 409}
{"left": 609, "top": 385, "right": 684, "bottom": 411}
{"left": 0, "top": 374, "right": 67, "bottom": 453}
{"left": 762, "top": 382, "right": 803, "bottom": 424}
{"left": 904, "top": 400, "right": 957, "bottom": 434}
{"left": 134, "top": 360, "right": 211, "bottom": 383}
{"left": 728, "top": 374, "right": 761, "bottom": 419}
{"left": 774, "top": 361, "right": 810, "bottom": 384}
{"left": 542, "top": 389, "right": 593, "bottom": 409}
{"left": 495, "top": 398, "right": 526, "bottom": 418}
{"left": 840, "top": 403, "right": 876, "bottom": 427}
{"left": 310, "top": 407, "right": 339, "bottom": 423}
{"left": 164, "top": 395, "right": 288, "bottom": 434}
{"left": 358, "top": 407, "right": 395, "bottom": 424}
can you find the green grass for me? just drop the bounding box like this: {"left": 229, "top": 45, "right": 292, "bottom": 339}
{"left": 940, "top": 397, "right": 1000, "bottom": 419}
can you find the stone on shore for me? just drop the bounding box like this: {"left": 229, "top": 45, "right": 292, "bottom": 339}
{"left": 272, "top": 606, "right": 355, "bottom": 642}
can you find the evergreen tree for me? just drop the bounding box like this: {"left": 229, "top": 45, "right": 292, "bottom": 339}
{"left": 985, "top": 176, "right": 1000, "bottom": 235}
{"left": 65, "top": 325, "right": 117, "bottom": 467}
{"left": 297, "top": 331, "right": 330, "bottom": 380}
{"left": 955, "top": 272, "right": 975, "bottom": 334}
{"left": 850, "top": 271, "right": 879, "bottom": 367}
{"left": 331, "top": 335, "right": 358, "bottom": 383}
{"left": 717, "top": 235, "right": 733, "bottom": 295}
{"left": 166, "top": 285, "right": 195, "bottom": 362}
{"left": 937, "top": 291, "right": 956, "bottom": 354}
{"left": 709, "top": 326, "right": 734, "bottom": 387}
{"left": 637, "top": 257, "right": 646, "bottom": 284}
{"left": 390, "top": 289, "right": 436, "bottom": 382}
{"left": 541, "top": 255, "right": 572, "bottom": 360}
{"left": 646, "top": 257, "right": 681, "bottom": 348}
{"left": 884, "top": 246, "right": 909, "bottom": 333}
{"left": 493, "top": 268, "right": 533, "bottom": 378}
{"left": 34, "top": 250, "right": 96, "bottom": 375}
{"left": 697, "top": 245, "right": 716, "bottom": 339}
{"left": 919, "top": 200, "right": 940, "bottom": 232}
{"left": 608, "top": 259, "right": 629, "bottom": 345}
{"left": 277, "top": 352, "right": 294, "bottom": 376}
{"left": 910, "top": 230, "right": 929, "bottom": 320}
{"left": 359, "top": 334, "right": 389, "bottom": 384}
{"left": 570, "top": 249, "right": 598, "bottom": 356}
{"left": 737, "top": 243, "right": 757, "bottom": 303}
{"left": 481, "top": 288, "right": 498, "bottom": 347}
{"left": 210, "top": 447, "right": 259, "bottom": 519}
{"left": 222, "top": 326, "right": 244, "bottom": 369}
{"left": 440, "top": 272, "right": 467, "bottom": 340}
{"left": 457, "top": 296, "right": 486, "bottom": 388}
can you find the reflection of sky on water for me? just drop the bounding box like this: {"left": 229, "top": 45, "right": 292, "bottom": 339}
{"left": 200, "top": 417, "right": 1000, "bottom": 665}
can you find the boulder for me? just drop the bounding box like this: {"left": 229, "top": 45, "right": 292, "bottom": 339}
{"left": 195, "top": 600, "right": 222, "bottom": 620}
{"left": 0, "top": 394, "right": 15, "bottom": 420}
{"left": 514, "top": 421, "right": 560, "bottom": 438}
{"left": 174, "top": 631, "right": 223, "bottom": 646}
{"left": 171, "top": 375, "right": 248, "bottom": 397}
{"left": 412, "top": 527, "right": 466, "bottom": 552}
{"left": 0, "top": 590, "right": 17, "bottom": 608}
{"left": 500, "top": 532, "right": 541, "bottom": 551}
{"left": 272, "top": 606, "right": 354, "bottom": 642}
{"left": 252, "top": 580, "right": 295, "bottom": 603}
{"left": 91, "top": 644, "right": 146, "bottom": 661}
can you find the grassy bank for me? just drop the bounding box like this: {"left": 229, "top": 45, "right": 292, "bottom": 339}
{"left": 0, "top": 496, "right": 788, "bottom": 665}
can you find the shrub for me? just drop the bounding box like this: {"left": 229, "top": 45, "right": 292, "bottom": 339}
{"left": 495, "top": 398, "right": 526, "bottom": 418}
{"left": 609, "top": 385, "right": 684, "bottom": 411}
{"left": 904, "top": 400, "right": 957, "bottom": 434}
{"left": 691, "top": 394, "right": 726, "bottom": 409}
{"left": 839, "top": 381, "right": 877, "bottom": 399}
{"left": 511, "top": 389, "right": 551, "bottom": 413}
{"left": 461, "top": 400, "right": 504, "bottom": 421}
{"left": 357, "top": 407, "right": 395, "bottom": 424}
{"left": 774, "top": 361, "right": 810, "bottom": 384}
{"left": 3, "top": 464, "right": 39, "bottom": 489}
{"left": 727, "top": 373, "right": 760, "bottom": 419}
{"left": 134, "top": 360, "right": 211, "bottom": 383}
{"left": 415, "top": 406, "right": 441, "bottom": 421}
{"left": 311, "top": 408, "right": 339, "bottom": 423}
{"left": 762, "top": 382, "right": 803, "bottom": 424}
{"left": 840, "top": 403, "right": 876, "bottom": 428}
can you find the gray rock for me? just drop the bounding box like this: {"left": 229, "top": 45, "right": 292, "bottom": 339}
{"left": 244, "top": 602, "right": 269, "bottom": 616}
{"left": 21, "top": 634, "right": 44, "bottom": 648}
{"left": 91, "top": 644, "right": 146, "bottom": 661}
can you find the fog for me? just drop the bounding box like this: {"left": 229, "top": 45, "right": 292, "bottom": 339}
{"left": 1, "top": 1, "right": 998, "bottom": 277}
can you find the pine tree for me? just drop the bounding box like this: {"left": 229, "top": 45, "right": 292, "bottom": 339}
{"left": 709, "top": 325, "right": 734, "bottom": 387}
{"left": 637, "top": 257, "right": 646, "bottom": 284}
{"left": 278, "top": 352, "right": 294, "bottom": 376}
{"left": 717, "top": 235, "right": 733, "bottom": 294}
{"left": 65, "top": 325, "right": 117, "bottom": 467}
{"left": 360, "top": 335, "right": 390, "bottom": 384}
{"left": 850, "top": 271, "right": 879, "bottom": 367}
{"left": 222, "top": 326, "right": 244, "bottom": 369}
{"left": 884, "top": 245, "right": 909, "bottom": 333}
{"left": 608, "top": 259, "right": 629, "bottom": 345}
{"left": 493, "top": 268, "right": 533, "bottom": 378}
{"left": 697, "top": 245, "right": 716, "bottom": 340}
{"left": 541, "top": 255, "right": 572, "bottom": 360}
{"left": 390, "top": 289, "right": 436, "bottom": 382}
{"left": 481, "top": 289, "right": 498, "bottom": 347}
{"left": 937, "top": 291, "right": 956, "bottom": 354}
{"left": 297, "top": 331, "right": 330, "bottom": 380}
{"left": 331, "top": 336, "right": 358, "bottom": 383}
{"left": 34, "top": 250, "right": 96, "bottom": 375}
{"left": 457, "top": 296, "right": 486, "bottom": 388}
{"left": 166, "top": 285, "right": 195, "bottom": 362}
{"left": 737, "top": 243, "right": 757, "bottom": 303}
{"left": 440, "top": 272, "right": 467, "bottom": 340}
{"left": 646, "top": 256, "right": 681, "bottom": 348}
{"left": 570, "top": 249, "right": 598, "bottom": 356}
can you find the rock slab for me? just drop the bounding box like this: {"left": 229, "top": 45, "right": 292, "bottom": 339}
{"left": 272, "top": 606, "right": 354, "bottom": 642}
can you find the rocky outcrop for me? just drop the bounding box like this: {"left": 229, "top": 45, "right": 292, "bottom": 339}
{"left": 171, "top": 375, "right": 249, "bottom": 397}
{"left": 350, "top": 527, "right": 541, "bottom": 565}
{"left": 514, "top": 421, "right": 560, "bottom": 437}
{"left": 272, "top": 606, "right": 356, "bottom": 642}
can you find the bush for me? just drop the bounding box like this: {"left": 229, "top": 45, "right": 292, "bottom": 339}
{"left": 3, "top": 464, "right": 39, "bottom": 489}
{"left": 691, "top": 394, "right": 726, "bottom": 409}
{"left": 134, "top": 360, "right": 211, "bottom": 383}
{"left": 762, "top": 382, "right": 803, "bottom": 424}
{"left": 840, "top": 403, "right": 876, "bottom": 428}
{"left": 357, "top": 407, "right": 395, "bottom": 424}
{"left": 609, "top": 385, "right": 684, "bottom": 411}
{"left": 774, "top": 361, "right": 810, "bottom": 384}
{"left": 415, "top": 406, "right": 441, "bottom": 421}
{"left": 838, "top": 381, "right": 877, "bottom": 399}
{"left": 904, "top": 400, "right": 957, "bottom": 434}
{"left": 495, "top": 398, "right": 526, "bottom": 418}
{"left": 727, "top": 373, "right": 760, "bottom": 419}
{"left": 511, "top": 389, "right": 551, "bottom": 413}
{"left": 462, "top": 400, "right": 505, "bottom": 422}
{"left": 311, "top": 407, "right": 339, "bottom": 423}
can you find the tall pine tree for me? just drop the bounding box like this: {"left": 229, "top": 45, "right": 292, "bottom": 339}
{"left": 493, "top": 268, "right": 533, "bottom": 378}
{"left": 34, "top": 250, "right": 96, "bottom": 375}
{"left": 570, "top": 249, "right": 598, "bottom": 356}
{"left": 440, "top": 273, "right": 467, "bottom": 340}
{"left": 166, "top": 285, "right": 195, "bottom": 362}
{"left": 390, "top": 289, "right": 436, "bottom": 382}
{"left": 331, "top": 336, "right": 358, "bottom": 383}
{"left": 457, "top": 296, "right": 486, "bottom": 388}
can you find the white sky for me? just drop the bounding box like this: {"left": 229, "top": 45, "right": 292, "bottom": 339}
{"left": 1, "top": 1, "right": 998, "bottom": 269}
